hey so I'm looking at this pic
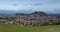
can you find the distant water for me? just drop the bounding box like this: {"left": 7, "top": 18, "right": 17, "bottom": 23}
{"left": 0, "top": 10, "right": 35, "bottom": 16}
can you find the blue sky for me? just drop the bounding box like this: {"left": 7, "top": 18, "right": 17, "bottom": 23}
{"left": 0, "top": 0, "right": 60, "bottom": 12}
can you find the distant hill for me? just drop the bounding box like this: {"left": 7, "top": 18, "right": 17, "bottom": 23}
{"left": 0, "top": 9, "right": 60, "bottom": 16}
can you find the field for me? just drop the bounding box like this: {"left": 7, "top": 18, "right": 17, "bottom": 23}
{"left": 0, "top": 24, "right": 60, "bottom": 32}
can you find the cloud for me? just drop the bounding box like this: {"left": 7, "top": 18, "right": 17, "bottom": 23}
{"left": 32, "top": 3, "right": 42, "bottom": 6}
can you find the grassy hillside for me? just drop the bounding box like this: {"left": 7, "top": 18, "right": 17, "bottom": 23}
{"left": 0, "top": 24, "right": 60, "bottom": 32}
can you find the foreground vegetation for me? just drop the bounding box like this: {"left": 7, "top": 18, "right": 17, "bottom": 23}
{"left": 0, "top": 24, "right": 60, "bottom": 32}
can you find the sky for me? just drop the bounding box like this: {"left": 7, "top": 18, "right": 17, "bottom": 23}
{"left": 0, "top": 0, "right": 60, "bottom": 13}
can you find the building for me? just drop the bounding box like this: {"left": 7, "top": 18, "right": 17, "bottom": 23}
{"left": 0, "top": 11, "right": 60, "bottom": 26}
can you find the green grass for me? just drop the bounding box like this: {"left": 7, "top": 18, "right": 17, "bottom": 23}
{"left": 0, "top": 24, "right": 60, "bottom": 32}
